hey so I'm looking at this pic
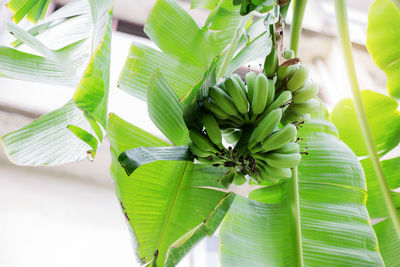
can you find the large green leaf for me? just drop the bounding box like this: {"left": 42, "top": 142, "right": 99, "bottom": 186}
{"left": 107, "top": 113, "right": 232, "bottom": 266}
{"left": 1, "top": 100, "right": 92, "bottom": 166}
{"left": 7, "top": 0, "right": 51, "bottom": 23}
{"left": 147, "top": 71, "right": 189, "bottom": 145}
{"left": 331, "top": 90, "right": 400, "bottom": 266}
{"left": 331, "top": 90, "right": 400, "bottom": 157}
{"left": 1, "top": 0, "right": 113, "bottom": 165}
{"left": 220, "top": 119, "right": 383, "bottom": 266}
{"left": 366, "top": 0, "right": 400, "bottom": 98}
{"left": 117, "top": 0, "right": 246, "bottom": 101}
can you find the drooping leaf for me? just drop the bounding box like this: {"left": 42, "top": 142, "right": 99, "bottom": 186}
{"left": 331, "top": 90, "right": 400, "bottom": 157}
{"left": 7, "top": 0, "right": 51, "bottom": 23}
{"left": 1, "top": 0, "right": 113, "bottom": 164}
{"left": 367, "top": 0, "right": 400, "bottom": 98}
{"left": 1, "top": 100, "right": 93, "bottom": 166}
{"left": 107, "top": 113, "right": 231, "bottom": 266}
{"left": 73, "top": 4, "right": 113, "bottom": 128}
{"left": 165, "top": 192, "right": 235, "bottom": 266}
{"left": 220, "top": 119, "right": 384, "bottom": 266}
{"left": 118, "top": 146, "right": 194, "bottom": 176}
{"left": 147, "top": 71, "right": 189, "bottom": 145}
{"left": 117, "top": 0, "right": 243, "bottom": 100}
{"left": 67, "top": 124, "right": 98, "bottom": 158}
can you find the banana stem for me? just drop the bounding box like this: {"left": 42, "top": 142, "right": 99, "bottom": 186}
{"left": 334, "top": 0, "right": 400, "bottom": 238}
{"left": 289, "top": 0, "right": 308, "bottom": 56}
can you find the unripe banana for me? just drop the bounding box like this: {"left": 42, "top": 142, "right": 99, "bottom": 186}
{"left": 233, "top": 172, "right": 246, "bottom": 185}
{"left": 292, "top": 98, "right": 320, "bottom": 114}
{"left": 203, "top": 101, "right": 230, "bottom": 120}
{"left": 287, "top": 65, "right": 309, "bottom": 92}
{"left": 245, "top": 71, "right": 257, "bottom": 104}
{"left": 189, "top": 130, "right": 218, "bottom": 153}
{"left": 277, "top": 50, "right": 297, "bottom": 81}
{"left": 189, "top": 142, "right": 212, "bottom": 157}
{"left": 261, "top": 124, "right": 297, "bottom": 152}
{"left": 259, "top": 91, "right": 292, "bottom": 122}
{"left": 202, "top": 113, "right": 223, "bottom": 149}
{"left": 264, "top": 164, "right": 292, "bottom": 179}
{"left": 282, "top": 109, "right": 301, "bottom": 124}
{"left": 264, "top": 153, "right": 302, "bottom": 168}
{"left": 225, "top": 77, "right": 249, "bottom": 114}
{"left": 264, "top": 46, "right": 278, "bottom": 78}
{"left": 273, "top": 142, "right": 299, "bottom": 154}
{"left": 209, "top": 86, "right": 239, "bottom": 116}
{"left": 257, "top": 163, "right": 280, "bottom": 183}
{"left": 231, "top": 73, "right": 247, "bottom": 96}
{"left": 252, "top": 73, "right": 269, "bottom": 114}
{"left": 218, "top": 82, "right": 227, "bottom": 92}
{"left": 223, "top": 129, "right": 242, "bottom": 144}
{"left": 292, "top": 82, "right": 319, "bottom": 103}
{"left": 266, "top": 78, "right": 275, "bottom": 107}
{"left": 250, "top": 108, "right": 282, "bottom": 145}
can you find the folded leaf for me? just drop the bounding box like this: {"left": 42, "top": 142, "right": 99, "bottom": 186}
{"left": 118, "top": 146, "right": 194, "bottom": 176}
{"left": 7, "top": 0, "right": 51, "bottom": 23}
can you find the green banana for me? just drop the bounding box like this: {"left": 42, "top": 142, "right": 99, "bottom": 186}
{"left": 261, "top": 124, "right": 297, "bottom": 152}
{"left": 282, "top": 109, "right": 301, "bottom": 124}
{"left": 292, "top": 82, "right": 319, "bottom": 103}
{"left": 256, "top": 161, "right": 280, "bottom": 184}
{"left": 202, "top": 113, "right": 223, "bottom": 149}
{"left": 225, "top": 77, "right": 249, "bottom": 114}
{"left": 250, "top": 108, "right": 282, "bottom": 145}
{"left": 252, "top": 73, "right": 269, "bottom": 114}
{"left": 264, "top": 164, "right": 292, "bottom": 179}
{"left": 266, "top": 78, "right": 275, "bottom": 107}
{"left": 218, "top": 82, "right": 227, "bottom": 92}
{"left": 245, "top": 71, "right": 257, "bottom": 104}
{"left": 189, "top": 129, "right": 218, "bottom": 153}
{"left": 189, "top": 142, "right": 213, "bottom": 157}
{"left": 209, "top": 86, "right": 239, "bottom": 116}
{"left": 233, "top": 172, "right": 247, "bottom": 185}
{"left": 259, "top": 91, "right": 292, "bottom": 121}
{"left": 273, "top": 142, "right": 299, "bottom": 154}
{"left": 292, "top": 98, "right": 320, "bottom": 114}
{"left": 203, "top": 101, "right": 230, "bottom": 120}
{"left": 277, "top": 50, "right": 297, "bottom": 81}
{"left": 264, "top": 153, "right": 302, "bottom": 168}
{"left": 287, "top": 65, "right": 309, "bottom": 92}
{"left": 264, "top": 46, "right": 278, "bottom": 78}
{"left": 223, "top": 129, "right": 242, "bottom": 145}
{"left": 231, "top": 73, "right": 247, "bottom": 96}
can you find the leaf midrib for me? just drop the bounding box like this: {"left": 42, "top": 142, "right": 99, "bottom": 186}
{"left": 154, "top": 161, "right": 190, "bottom": 262}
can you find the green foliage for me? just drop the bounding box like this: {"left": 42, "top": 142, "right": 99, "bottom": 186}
{"left": 367, "top": 0, "right": 400, "bottom": 99}
{"left": 7, "top": 0, "right": 51, "bottom": 23}
{"left": 220, "top": 120, "right": 383, "bottom": 266}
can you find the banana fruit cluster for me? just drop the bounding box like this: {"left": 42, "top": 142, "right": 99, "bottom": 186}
{"left": 188, "top": 49, "right": 319, "bottom": 186}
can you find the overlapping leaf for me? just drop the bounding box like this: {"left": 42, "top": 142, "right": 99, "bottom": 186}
{"left": 7, "top": 0, "right": 51, "bottom": 23}
{"left": 332, "top": 90, "right": 400, "bottom": 266}
{"left": 107, "top": 113, "right": 232, "bottom": 266}
{"left": 220, "top": 119, "right": 383, "bottom": 266}
{"left": 1, "top": 0, "right": 113, "bottom": 165}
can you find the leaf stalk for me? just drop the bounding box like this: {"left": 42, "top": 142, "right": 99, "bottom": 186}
{"left": 334, "top": 0, "right": 400, "bottom": 238}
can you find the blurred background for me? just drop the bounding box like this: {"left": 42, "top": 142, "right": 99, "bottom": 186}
{"left": 0, "top": 0, "right": 388, "bottom": 266}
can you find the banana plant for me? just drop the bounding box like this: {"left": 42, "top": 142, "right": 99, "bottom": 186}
{"left": 0, "top": 0, "right": 396, "bottom": 266}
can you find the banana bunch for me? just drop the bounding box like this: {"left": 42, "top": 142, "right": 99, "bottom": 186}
{"left": 187, "top": 48, "right": 320, "bottom": 186}
{"left": 274, "top": 49, "right": 321, "bottom": 124}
